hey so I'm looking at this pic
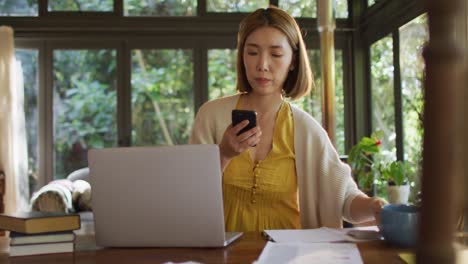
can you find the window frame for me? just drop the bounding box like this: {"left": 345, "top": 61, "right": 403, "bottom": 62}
{"left": 9, "top": 0, "right": 353, "bottom": 191}
{"left": 361, "top": 1, "right": 425, "bottom": 163}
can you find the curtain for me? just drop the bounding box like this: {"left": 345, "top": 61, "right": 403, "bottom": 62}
{"left": 0, "top": 26, "right": 29, "bottom": 213}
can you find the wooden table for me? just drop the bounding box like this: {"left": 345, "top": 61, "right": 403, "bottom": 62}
{"left": 0, "top": 222, "right": 408, "bottom": 264}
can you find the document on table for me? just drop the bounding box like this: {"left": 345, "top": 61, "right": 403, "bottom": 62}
{"left": 263, "top": 227, "right": 345, "bottom": 243}
{"left": 256, "top": 241, "right": 363, "bottom": 264}
{"left": 263, "top": 226, "right": 381, "bottom": 243}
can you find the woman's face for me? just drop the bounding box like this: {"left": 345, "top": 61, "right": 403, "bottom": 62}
{"left": 243, "top": 26, "right": 294, "bottom": 97}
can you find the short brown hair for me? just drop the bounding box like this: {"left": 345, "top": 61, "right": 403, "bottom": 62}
{"left": 236, "top": 6, "right": 314, "bottom": 100}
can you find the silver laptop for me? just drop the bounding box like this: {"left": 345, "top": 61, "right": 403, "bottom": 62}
{"left": 88, "top": 144, "right": 242, "bottom": 247}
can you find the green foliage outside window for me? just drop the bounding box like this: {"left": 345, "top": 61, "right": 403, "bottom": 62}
{"left": 292, "top": 50, "right": 345, "bottom": 154}
{"left": 369, "top": 14, "right": 427, "bottom": 203}
{"left": 208, "top": 49, "right": 237, "bottom": 100}
{"left": 0, "top": 0, "right": 37, "bottom": 16}
{"left": 53, "top": 50, "right": 118, "bottom": 179}
{"left": 131, "top": 49, "right": 194, "bottom": 146}
{"left": 370, "top": 35, "right": 396, "bottom": 161}
{"left": 207, "top": 0, "right": 267, "bottom": 13}
{"left": 334, "top": 0, "right": 348, "bottom": 18}
{"left": 280, "top": 0, "right": 316, "bottom": 18}
{"left": 125, "top": 0, "right": 196, "bottom": 16}
{"left": 399, "top": 14, "right": 428, "bottom": 203}
{"left": 48, "top": 0, "right": 113, "bottom": 11}
{"left": 279, "top": 0, "right": 348, "bottom": 18}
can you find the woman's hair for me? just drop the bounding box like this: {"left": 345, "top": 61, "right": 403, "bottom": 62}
{"left": 236, "top": 6, "right": 314, "bottom": 100}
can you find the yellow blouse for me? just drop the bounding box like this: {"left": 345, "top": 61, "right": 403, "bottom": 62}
{"left": 223, "top": 100, "right": 301, "bottom": 232}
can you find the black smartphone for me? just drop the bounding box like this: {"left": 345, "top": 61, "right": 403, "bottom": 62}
{"left": 232, "top": 109, "right": 257, "bottom": 136}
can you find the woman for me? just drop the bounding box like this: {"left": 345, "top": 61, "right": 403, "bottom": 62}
{"left": 190, "top": 6, "right": 384, "bottom": 232}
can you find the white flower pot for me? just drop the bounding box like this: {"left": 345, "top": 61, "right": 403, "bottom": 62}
{"left": 387, "top": 185, "right": 410, "bottom": 204}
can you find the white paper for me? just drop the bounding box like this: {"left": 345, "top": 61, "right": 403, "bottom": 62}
{"left": 263, "top": 227, "right": 345, "bottom": 243}
{"left": 256, "top": 241, "right": 363, "bottom": 264}
{"left": 263, "top": 226, "right": 380, "bottom": 243}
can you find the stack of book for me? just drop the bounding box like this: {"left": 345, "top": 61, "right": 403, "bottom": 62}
{"left": 0, "top": 211, "right": 81, "bottom": 257}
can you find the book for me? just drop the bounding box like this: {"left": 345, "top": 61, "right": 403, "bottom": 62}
{"left": 0, "top": 211, "right": 80, "bottom": 234}
{"left": 9, "top": 242, "right": 74, "bottom": 257}
{"left": 9, "top": 231, "right": 75, "bottom": 245}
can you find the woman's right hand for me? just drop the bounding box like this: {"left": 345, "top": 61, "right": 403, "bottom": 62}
{"left": 219, "top": 120, "right": 262, "bottom": 170}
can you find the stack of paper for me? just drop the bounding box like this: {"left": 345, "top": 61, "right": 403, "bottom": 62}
{"left": 257, "top": 227, "right": 382, "bottom": 264}
{"left": 257, "top": 242, "right": 363, "bottom": 264}
{"left": 263, "top": 227, "right": 346, "bottom": 243}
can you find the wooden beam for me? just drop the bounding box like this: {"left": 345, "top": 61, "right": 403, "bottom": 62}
{"left": 417, "top": 0, "right": 466, "bottom": 263}
{"left": 317, "top": 0, "right": 336, "bottom": 144}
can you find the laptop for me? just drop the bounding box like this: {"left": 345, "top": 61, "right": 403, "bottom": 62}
{"left": 88, "top": 144, "right": 242, "bottom": 247}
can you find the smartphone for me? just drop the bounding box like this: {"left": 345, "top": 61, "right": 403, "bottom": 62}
{"left": 232, "top": 109, "right": 257, "bottom": 136}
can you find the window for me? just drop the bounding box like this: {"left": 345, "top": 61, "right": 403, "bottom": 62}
{"left": 335, "top": 0, "right": 348, "bottom": 18}
{"left": 399, "top": 14, "right": 428, "bottom": 199}
{"left": 53, "top": 50, "right": 118, "bottom": 179}
{"left": 131, "top": 49, "right": 194, "bottom": 146}
{"left": 125, "top": 0, "right": 196, "bottom": 16}
{"left": 369, "top": 14, "right": 428, "bottom": 201}
{"left": 370, "top": 35, "right": 395, "bottom": 161}
{"left": 0, "top": 0, "right": 37, "bottom": 16}
{"left": 48, "top": 0, "right": 113, "bottom": 12}
{"left": 279, "top": 0, "right": 348, "bottom": 18}
{"left": 293, "top": 50, "right": 322, "bottom": 124}
{"left": 292, "top": 49, "right": 345, "bottom": 154}
{"left": 334, "top": 50, "right": 345, "bottom": 154}
{"left": 9, "top": 0, "right": 358, "bottom": 193}
{"left": 208, "top": 49, "right": 237, "bottom": 100}
{"left": 15, "top": 49, "right": 39, "bottom": 195}
{"left": 207, "top": 0, "right": 268, "bottom": 13}
{"left": 279, "top": 0, "right": 316, "bottom": 18}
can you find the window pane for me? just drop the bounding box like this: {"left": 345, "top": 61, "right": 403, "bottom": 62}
{"left": 335, "top": 0, "right": 348, "bottom": 18}
{"left": 48, "top": 0, "right": 113, "bottom": 12}
{"left": 293, "top": 50, "right": 322, "bottom": 122}
{"left": 334, "top": 50, "right": 344, "bottom": 154}
{"left": 131, "top": 49, "right": 194, "bottom": 146}
{"left": 368, "top": 0, "right": 376, "bottom": 7}
{"left": 125, "top": 0, "right": 196, "bottom": 16}
{"left": 0, "top": 0, "right": 37, "bottom": 16}
{"left": 16, "top": 49, "right": 39, "bottom": 196}
{"left": 280, "top": 0, "right": 347, "bottom": 18}
{"left": 207, "top": 0, "right": 268, "bottom": 13}
{"left": 370, "top": 35, "right": 395, "bottom": 161}
{"left": 291, "top": 49, "right": 345, "bottom": 154}
{"left": 208, "top": 49, "right": 237, "bottom": 100}
{"left": 279, "top": 0, "right": 316, "bottom": 18}
{"left": 53, "top": 50, "right": 117, "bottom": 179}
{"left": 399, "top": 14, "right": 428, "bottom": 177}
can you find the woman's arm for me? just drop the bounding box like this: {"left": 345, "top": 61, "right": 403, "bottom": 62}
{"left": 349, "top": 195, "right": 387, "bottom": 224}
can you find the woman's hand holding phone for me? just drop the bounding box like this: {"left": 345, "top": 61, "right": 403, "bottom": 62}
{"left": 218, "top": 110, "right": 262, "bottom": 171}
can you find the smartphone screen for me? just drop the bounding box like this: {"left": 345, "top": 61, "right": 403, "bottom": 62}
{"left": 232, "top": 109, "right": 257, "bottom": 136}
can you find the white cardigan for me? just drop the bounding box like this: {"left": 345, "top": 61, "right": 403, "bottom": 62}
{"left": 189, "top": 94, "right": 364, "bottom": 228}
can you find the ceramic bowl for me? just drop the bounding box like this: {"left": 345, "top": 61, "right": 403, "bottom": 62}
{"left": 380, "top": 204, "right": 419, "bottom": 247}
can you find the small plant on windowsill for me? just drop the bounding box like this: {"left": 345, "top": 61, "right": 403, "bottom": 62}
{"left": 347, "top": 131, "right": 383, "bottom": 196}
{"left": 380, "top": 160, "right": 410, "bottom": 204}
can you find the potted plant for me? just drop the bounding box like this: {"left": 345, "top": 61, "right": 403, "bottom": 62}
{"left": 347, "top": 131, "right": 383, "bottom": 195}
{"left": 380, "top": 160, "right": 410, "bottom": 204}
